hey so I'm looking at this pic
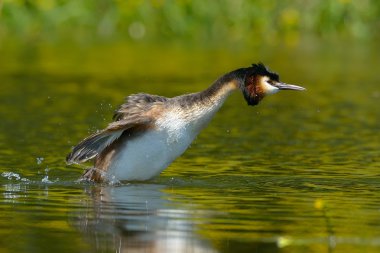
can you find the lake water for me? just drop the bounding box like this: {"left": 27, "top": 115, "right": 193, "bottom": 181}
{"left": 0, "top": 41, "right": 379, "bottom": 253}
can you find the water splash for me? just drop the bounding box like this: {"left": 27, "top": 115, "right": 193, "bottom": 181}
{"left": 108, "top": 175, "right": 121, "bottom": 186}
{"left": 41, "top": 175, "right": 53, "bottom": 184}
{"left": 40, "top": 167, "right": 59, "bottom": 184}
{"left": 1, "top": 172, "right": 30, "bottom": 182}
{"left": 2, "top": 172, "right": 20, "bottom": 180}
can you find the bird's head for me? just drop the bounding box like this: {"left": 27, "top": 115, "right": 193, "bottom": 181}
{"left": 237, "top": 63, "right": 305, "bottom": 106}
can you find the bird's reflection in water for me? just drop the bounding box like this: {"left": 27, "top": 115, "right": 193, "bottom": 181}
{"left": 71, "top": 183, "right": 217, "bottom": 253}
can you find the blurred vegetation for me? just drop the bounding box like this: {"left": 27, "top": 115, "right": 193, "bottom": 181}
{"left": 0, "top": 0, "right": 379, "bottom": 47}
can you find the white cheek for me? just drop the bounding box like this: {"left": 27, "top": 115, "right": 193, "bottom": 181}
{"left": 262, "top": 80, "right": 279, "bottom": 95}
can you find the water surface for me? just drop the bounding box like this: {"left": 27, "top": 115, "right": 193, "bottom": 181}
{"left": 1, "top": 41, "right": 380, "bottom": 253}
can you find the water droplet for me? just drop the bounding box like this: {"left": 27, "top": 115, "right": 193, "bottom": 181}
{"left": 36, "top": 157, "right": 44, "bottom": 165}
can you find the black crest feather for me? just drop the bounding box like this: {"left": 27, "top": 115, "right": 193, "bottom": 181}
{"left": 250, "top": 63, "right": 279, "bottom": 81}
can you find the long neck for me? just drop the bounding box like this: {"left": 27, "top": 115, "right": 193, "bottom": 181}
{"left": 172, "top": 70, "right": 243, "bottom": 133}
{"left": 177, "top": 69, "right": 243, "bottom": 108}
{"left": 200, "top": 73, "right": 240, "bottom": 105}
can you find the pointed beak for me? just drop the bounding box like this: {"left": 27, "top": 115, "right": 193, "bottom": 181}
{"left": 274, "top": 82, "right": 306, "bottom": 91}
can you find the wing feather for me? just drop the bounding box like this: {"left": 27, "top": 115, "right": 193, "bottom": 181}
{"left": 66, "top": 93, "right": 167, "bottom": 165}
{"left": 66, "top": 129, "right": 123, "bottom": 164}
{"left": 113, "top": 93, "right": 168, "bottom": 121}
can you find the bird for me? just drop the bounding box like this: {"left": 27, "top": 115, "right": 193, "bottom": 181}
{"left": 66, "top": 63, "right": 305, "bottom": 183}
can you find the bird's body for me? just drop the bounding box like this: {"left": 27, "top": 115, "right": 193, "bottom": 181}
{"left": 67, "top": 63, "right": 305, "bottom": 182}
{"left": 104, "top": 99, "right": 220, "bottom": 181}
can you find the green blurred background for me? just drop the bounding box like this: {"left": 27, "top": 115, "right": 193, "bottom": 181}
{"left": 1, "top": 0, "right": 379, "bottom": 83}
{"left": 1, "top": 0, "right": 379, "bottom": 46}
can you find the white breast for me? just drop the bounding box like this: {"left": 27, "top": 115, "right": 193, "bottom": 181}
{"left": 107, "top": 128, "right": 193, "bottom": 181}
{"left": 107, "top": 108, "right": 197, "bottom": 181}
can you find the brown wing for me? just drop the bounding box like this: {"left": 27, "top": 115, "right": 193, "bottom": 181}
{"left": 113, "top": 93, "right": 168, "bottom": 121}
{"left": 66, "top": 93, "right": 167, "bottom": 165}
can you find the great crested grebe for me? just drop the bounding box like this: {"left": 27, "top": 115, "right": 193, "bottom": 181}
{"left": 67, "top": 63, "right": 305, "bottom": 182}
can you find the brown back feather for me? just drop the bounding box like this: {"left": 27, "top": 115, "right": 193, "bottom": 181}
{"left": 113, "top": 93, "right": 168, "bottom": 121}
{"left": 66, "top": 93, "right": 167, "bottom": 165}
